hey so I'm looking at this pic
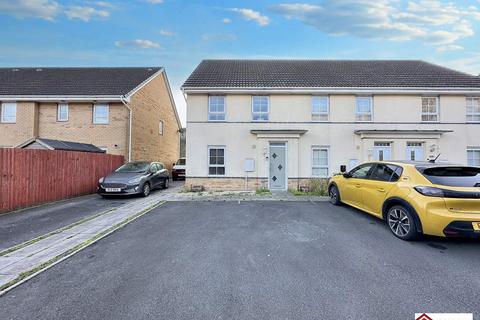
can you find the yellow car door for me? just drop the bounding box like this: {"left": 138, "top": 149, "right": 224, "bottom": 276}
{"left": 361, "top": 164, "right": 403, "bottom": 217}
{"left": 339, "top": 163, "right": 375, "bottom": 209}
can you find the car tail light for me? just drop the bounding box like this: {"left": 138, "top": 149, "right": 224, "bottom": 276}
{"left": 414, "top": 186, "right": 445, "bottom": 197}
{"left": 415, "top": 186, "right": 480, "bottom": 199}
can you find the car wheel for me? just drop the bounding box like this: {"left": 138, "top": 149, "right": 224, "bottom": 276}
{"left": 387, "top": 205, "right": 419, "bottom": 241}
{"left": 163, "top": 178, "right": 169, "bottom": 189}
{"left": 329, "top": 185, "right": 341, "bottom": 205}
{"left": 142, "top": 183, "right": 151, "bottom": 197}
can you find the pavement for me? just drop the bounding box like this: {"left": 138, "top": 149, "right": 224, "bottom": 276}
{"left": 1, "top": 201, "right": 479, "bottom": 319}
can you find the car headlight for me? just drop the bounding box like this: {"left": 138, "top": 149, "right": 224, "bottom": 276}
{"left": 128, "top": 177, "right": 143, "bottom": 184}
{"left": 98, "top": 177, "right": 104, "bottom": 184}
{"left": 414, "top": 186, "right": 444, "bottom": 197}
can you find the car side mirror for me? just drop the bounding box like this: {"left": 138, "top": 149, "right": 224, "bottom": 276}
{"left": 173, "top": 163, "right": 176, "bottom": 167}
{"left": 340, "top": 165, "right": 347, "bottom": 173}
{"left": 343, "top": 172, "right": 352, "bottom": 179}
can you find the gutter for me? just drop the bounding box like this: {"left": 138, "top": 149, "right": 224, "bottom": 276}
{"left": 120, "top": 96, "right": 133, "bottom": 162}
{"left": 0, "top": 96, "right": 121, "bottom": 102}
{"left": 181, "top": 87, "right": 480, "bottom": 95}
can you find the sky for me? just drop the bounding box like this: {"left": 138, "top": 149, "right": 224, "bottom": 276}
{"left": 1, "top": 0, "right": 480, "bottom": 127}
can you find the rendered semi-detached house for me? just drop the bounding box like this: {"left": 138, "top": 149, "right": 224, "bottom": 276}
{"left": 0, "top": 67, "right": 182, "bottom": 171}
{"left": 182, "top": 60, "right": 480, "bottom": 191}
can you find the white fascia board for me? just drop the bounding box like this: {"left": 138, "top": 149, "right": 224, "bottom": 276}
{"left": 0, "top": 95, "right": 123, "bottom": 102}
{"left": 182, "top": 87, "right": 480, "bottom": 95}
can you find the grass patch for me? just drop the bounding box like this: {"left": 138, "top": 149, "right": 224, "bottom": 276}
{"left": 256, "top": 188, "right": 271, "bottom": 195}
{"left": 290, "top": 179, "right": 329, "bottom": 196}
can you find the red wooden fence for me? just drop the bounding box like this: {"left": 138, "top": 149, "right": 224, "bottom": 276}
{"left": 0, "top": 148, "right": 124, "bottom": 213}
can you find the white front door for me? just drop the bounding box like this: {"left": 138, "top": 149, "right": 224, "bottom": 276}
{"left": 406, "top": 142, "right": 424, "bottom": 161}
{"left": 373, "top": 142, "right": 391, "bottom": 161}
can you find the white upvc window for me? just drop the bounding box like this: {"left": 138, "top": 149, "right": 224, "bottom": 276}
{"left": 467, "top": 148, "right": 480, "bottom": 167}
{"left": 57, "top": 103, "right": 69, "bottom": 122}
{"left": 421, "top": 97, "right": 439, "bottom": 122}
{"left": 312, "top": 146, "right": 329, "bottom": 178}
{"left": 93, "top": 104, "right": 109, "bottom": 124}
{"left": 159, "top": 120, "right": 164, "bottom": 135}
{"left": 208, "top": 96, "right": 226, "bottom": 121}
{"left": 1, "top": 102, "right": 16, "bottom": 123}
{"left": 208, "top": 146, "right": 225, "bottom": 176}
{"left": 466, "top": 97, "right": 480, "bottom": 123}
{"left": 355, "top": 97, "right": 373, "bottom": 122}
{"left": 252, "top": 96, "right": 269, "bottom": 121}
{"left": 312, "top": 96, "right": 329, "bottom": 121}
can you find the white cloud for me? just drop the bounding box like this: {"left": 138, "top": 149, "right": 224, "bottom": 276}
{"left": 222, "top": 18, "right": 231, "bottom": 24}
{"left": 95, "top": 1, "right": 114, "bottom": 8}
{"left": 0, "top": 0, "right": 112, "bottom": 22}
{"left": 159, "top": 29, "right": 176, "bottom": 36}
{"left": 201, "top": 33, "right": 237, "bottom": 41}
{"left": 0, "top": 0, "right": 60, "bottom": 21}
{"left": 115, "top": 39, "right": 161, "bottom": 49}
{"left": 65, "top": 6, "right": 109, "bottom": 21}
{"left": 145, "top": 0, "right": 163, "bottom": 3}
{"left": 271, "top": 0, "right": 480, "bottom": 48}
{"left": 436, "top": 44, "right": 464, "bottom": 52}
{"left": 229, "top": 8, "right": 270, "bottom": 26}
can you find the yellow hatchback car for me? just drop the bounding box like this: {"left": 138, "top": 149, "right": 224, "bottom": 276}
{"left": 328, "top": 161, "right": 480, "bottom": 240}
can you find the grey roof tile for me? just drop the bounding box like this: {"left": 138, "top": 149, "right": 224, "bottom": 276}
{"left": 182, "top": 60, "right": 480, "bottom": 89}
{"left": 0, "top": 67, "right": 162, "bottom": 96}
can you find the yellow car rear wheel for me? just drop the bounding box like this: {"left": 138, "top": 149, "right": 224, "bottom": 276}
{"left": 387, "top": 205, "right": 419, "bottom": 241}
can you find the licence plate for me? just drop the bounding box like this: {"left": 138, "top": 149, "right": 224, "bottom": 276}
{"left": 473, "top": 222, "right": 480, "bottom": 231}
{"left": 106, "top": 188, "right": 121, "bottom": 192}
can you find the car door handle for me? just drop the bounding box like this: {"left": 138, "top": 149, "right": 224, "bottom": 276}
{"left": 377, "top": 188, "right": 385, "bottom": 193}
{"left": 354, "top": 184, "right": 362, "bottom": 188}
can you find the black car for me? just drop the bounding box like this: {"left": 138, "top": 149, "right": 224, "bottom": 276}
{"left": 98, "top": 161, "right": 169, "bottom": 197}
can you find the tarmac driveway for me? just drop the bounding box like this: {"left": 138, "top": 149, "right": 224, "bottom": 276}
{"left": 1, "top": 201, "right": 479, "bottom": 319}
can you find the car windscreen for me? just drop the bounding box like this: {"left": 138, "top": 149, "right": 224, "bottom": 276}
{"left": 418, "top": 166, "right": 480, "bottom": 187}
{"left": 176, "top": 159, "right": 186, "bottom": 165}
{"left": 115, "top": 162, "right": 150, "bottom": 173}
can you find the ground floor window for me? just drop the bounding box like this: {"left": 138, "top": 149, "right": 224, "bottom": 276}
{"left": 467, "top": 148, "right": 480, "bottom": 166}
{"left": 208, "top": 146, "right": 225, "bottom": 175}
{"left": 312, "top": 147, "right": 329, "bottom": 177}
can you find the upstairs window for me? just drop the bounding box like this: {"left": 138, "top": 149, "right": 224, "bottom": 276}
{"left": 466, "top": 97, "right": 480, "bottom": 123}
{"left": 312, "top": 96, "right": 329, "bottom": 121}
{"left": 421, "top": 97, "right": 439, "bottom": 122}
{"left": 93, "top": 104, "right": 109, "bottom": 124}
{"left": 57, "top": 103, "right": 69, "bottom": 122}
{"left": 208, "top": 96, "right": 225, "bottom": 121}
{"left": 1, "top": 102, "right": 16, "bottom": 123}
{"left": 312, "top": 147, "right": 329, "bottom": 177}
{"left": 252, "top": 96, "right": 269, "bottom": 121}
{"left": 355, "top": 97, "right": 372, "bottom": 122}
{"left": 159, "top": 120, "right": 164, "bottom": 135}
